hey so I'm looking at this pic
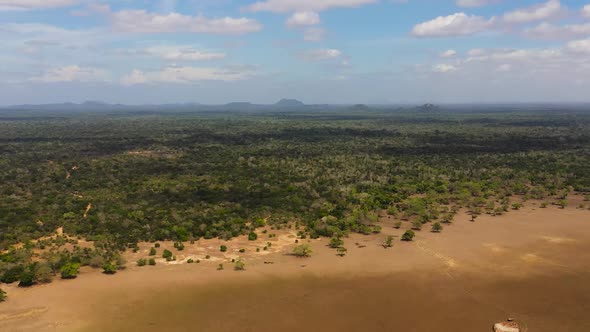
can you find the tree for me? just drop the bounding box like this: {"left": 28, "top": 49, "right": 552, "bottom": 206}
{"left": 102, "top": 263, "right": 117, "bottom": 274}
{"left": 1, "top": 265, "right": 25, "bottom": 284}
{"left": 60, "top": 263, "right": 80, "bottom": 279}
{"left": 431, "top": 222, "right": 443, "bottom": 233}
{"left": 401, "top": 230, "right": 415, "bottom": 242}
{"left": 18, "top": 269, "right": 36, "bottom": 287}
{"left": 329, "top": 237, "right": 344, "bottom": 248}
{"left": 234, "top": 259, "right": 246, "bottom": 271}
{"left": 383, "top": 235, "right": 394, "bottom": 248}
{"left": 411, "top": 220, "right": 422, "bottom": 231}
{"left": 162, "top": 249, "right": 173, "bottom": 260}
{"left": 248, "top": 232, "right": 258, "bottom": 241}
{"left": 292, "top": 244, "right": 312, "bottom": 257}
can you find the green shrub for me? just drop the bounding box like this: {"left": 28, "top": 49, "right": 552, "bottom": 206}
{"left": 154, "top": 243, "right": 161, "bottom": 248}
{"left": 102, "top": 263, "right": 117, "bottom": 274}
{"left": 162, "top": 249, "right": 173, "bottom": 259}
{"left": 431, "top": 222, "right": 443, "bottom": 233}
{"left": 0, "top": 288, "right": 6, "bottom": 302}
{"left": 149, "top": 247, "right": 157, "bottom": 256}
{"left": 137, "top": 258, "right": 147, "bottom": 267}
{"left": 220, "top": 245, "right": 228, "bottom": 252}
{"left": 248, "top": 232, "right": 258, "bottom": 241}
{"left": 1, "top": 265, "right": 25, "bottom": 284}
{"left": 401, "top": 230, "right": 415, "bottom": 242}
{"left": 336, "top": 247, "right": 347, "bottom": 257}
{"left": 239, "top": 248, "right": 246, "bottom": 253}
{"left": 148, "top": 258, "right": 156, "bottom": 266}
{"left": 60, "top": 263, "right": 80, "bottom": 279}
{"left": 329, "top": 237, "right": 344, "bottom": 248}
{"left": 394, "top": 221, "right": 402, "bottom": 229}
{"left": 187, "top": 259, "right": 194, "bottom": 264}
{"left": 292, "top": 244, "right": 312, "bottom": 257}
{"left": 234, "top": 259, "right": 245, "bottom": 271}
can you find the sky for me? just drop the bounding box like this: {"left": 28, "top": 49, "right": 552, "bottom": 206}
{"left": 0, "top": 0, "right": 590, "bottom": 104}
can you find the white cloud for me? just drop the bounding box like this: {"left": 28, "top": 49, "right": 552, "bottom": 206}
{"left": 120, "top": 66, "right": 255, "bottom": 85}
{"left": 111, "top": 10, "right": 262, "bottom": 34}
{"left": 301, "top": 48, "right": 342, "bottom": 60}
{"left": 495, "top": 63, "right": 512, "bottom": 72}
{"left": 120, "top": 69, "right": 147, "bottom": 86}
{"left": 303, "top": 28, "right": 326, "bottom": 41}
{"left": 440, "top": 49, "right": 457, "bottom": 57}
{"left": 144, "top": 46, "right": 226, "bottom": 61}
{"left": 286, "top": 11, "right": 320, "bottom": 26}
{"left": 523, "top": 22, "right": 590, "bottom": 40}
{"left": 412, "top": 13, "right": 494, "bottom": 37}
{"left": 456, "top": 0, "right": 501, "bottom": 8}
{"left": 432, "top": 64, "right": 457, "bottom": 73}
{"left": 0, "top": 0, "right": 78, "bottom": 11}
{"left": 31, "top": 65, "right": 108, "bottom": 83}
{"left": 245, "top": 0, "right": 377, "bottom": 13}
{"left": 503, "top": 0, "right": 563, "bottom": 24}
{"left": 582, "top": 4, "right": 590, "bottom": 18}
{"left": 567, "top": 38, "right": 590, "bottom": 54}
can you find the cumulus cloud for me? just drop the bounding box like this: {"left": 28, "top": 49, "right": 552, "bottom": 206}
{"left": 0, "top": 0, "right": 78, "bottom": 11}
{"left": 245, "top": 0, "right": 377, "bottom": 13}
{"left": 502, "top": 0, "right": 563, "bottom": 24}
{"left": 111, "top": 10, "right": 262, "bottom": 34}
{"left": 30, "top": 65, "right": 108, "bottom": 83}
{"left": 432, "top": 64, "right": 457, "bottom": 73}
{"left": 412, "top": 13, "right": 494, "bottom": 37}
{"left": 440, "top": 49, "right": 457, "bottom": 57}
{"left": 286, "top": 11, "right": 320, "bottom": 26}
{"left": 456, "top": 0, "right": 501, "bottom": 8}
{"left": 120, "top": 66, "right": 255, "bottom": 85}
{"left": 143, "top": 46, "right": 226, "bottom": 61}
{"left": 567, "top": 38, "right": 590, "bottom": 54}
{"left": 583, "top": 4, "right": 590, "bottom": 18}
{"left": 523, "top": 22, "right": 590, "bottom": 40}
{"left": 301, "top": 48, "right": 342, "bottom": 61}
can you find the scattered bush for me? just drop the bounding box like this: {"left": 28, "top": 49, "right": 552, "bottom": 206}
{"left": 162, "top": 249, "right": 173, "bottom": 259}
{"left": 431, "top": 222, "right": 443, "bottom": 233}
{"left": 102, "top": 263, "right": 117, "bottom": 274}
{"left": 0, "top": 288, "right": 6, "bottom": 302}
{"left": 187, "top": 259, "right": 194, "bottom": 264}
{"left": 60, "top": 263, "right": 80, "bottom": 279}
{"left": 336, "top": 247, "right": 347, "bottom": 257}
{"left": 292, "top": 244, "right": 313, "bottom": 257}
{"left": 383, "top": 235, "right": 394, "bottom": 248}
{"left": 137, "top": 258, "right": 147, "bottom": 267}
{"left": 148, "top": 258, "right": 156, "bottom": 266}
{"left": 394, "top": 221, "right": 402, "bottom": 229}
{"left": 329, "top": 237, "right": 344, "bottom": 248}
{"left": 149, "top": 247, "right": 157, "bottom": 256}
{"left": 401, "top": 230, "right": 415, "bottom": 242}
{"left": 220, "top": 245, "right": 228, "bottom": 252}
{"left": 248, "top": 232, "right": 258, "bottom": 241}
{"left": 154, "top": 243, "right": 161, "bottom": 248}
{"left": 239, "top": 248, "right": 246, "bottom": 253}
{"left": 234, "top": 259, "right": 246, "bottom": 271}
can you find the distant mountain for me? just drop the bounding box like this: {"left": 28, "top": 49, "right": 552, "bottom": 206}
{"left": 275, "top": 99, "right": 305, "bottom": 107}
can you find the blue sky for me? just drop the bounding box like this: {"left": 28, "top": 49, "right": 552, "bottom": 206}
{"left": 0, "top": 0, "right": 590, "bottom": 104}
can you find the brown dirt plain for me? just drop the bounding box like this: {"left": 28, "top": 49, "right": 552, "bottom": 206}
{"left": 1, "top": 199, "right": 590, "bottom": 332}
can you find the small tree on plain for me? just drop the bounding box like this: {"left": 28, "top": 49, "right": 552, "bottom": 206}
{"left": 431, "top": 222, "right": 443, "bottom": 233}
{"left": 292, "top": 244, "right": 313, "bottom": 257}
{"left": 401, "top": 230, "right": 415, "bottom": 242}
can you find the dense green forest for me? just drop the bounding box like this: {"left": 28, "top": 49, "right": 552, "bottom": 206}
{"left": 1, "top": 106, "right": 590, "bottom": 287}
